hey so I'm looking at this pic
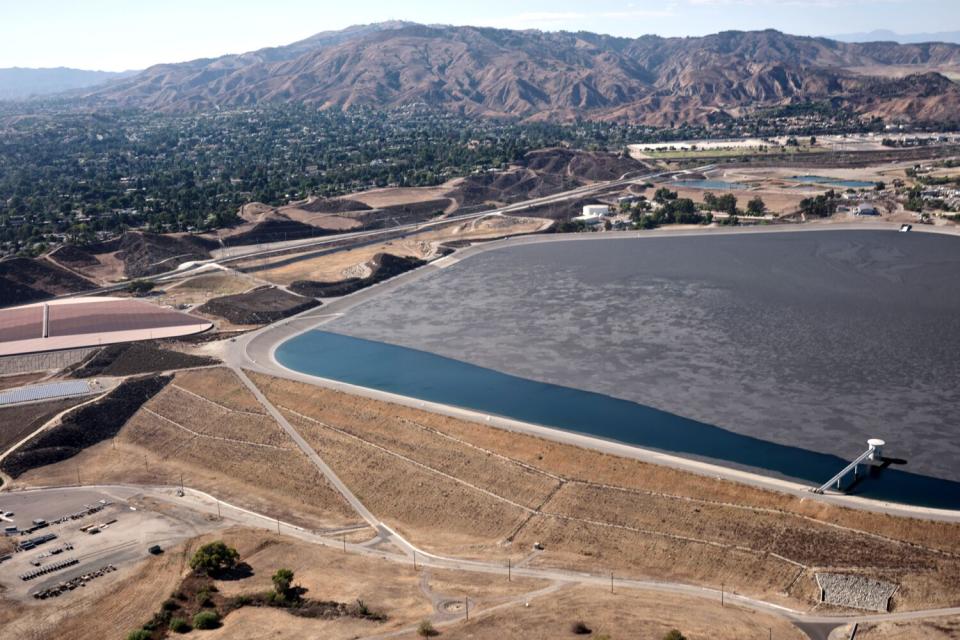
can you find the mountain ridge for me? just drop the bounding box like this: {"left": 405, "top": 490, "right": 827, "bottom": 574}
{"left": 79, "top": 23, "right": 960, "bottom": 125}
{"left": 0, "top": 67, "right": 137, "bottom": 101}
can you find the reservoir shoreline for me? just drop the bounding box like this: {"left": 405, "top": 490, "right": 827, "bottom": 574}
{"left": 235, "top": 223, "right": 960, "bottom": 521}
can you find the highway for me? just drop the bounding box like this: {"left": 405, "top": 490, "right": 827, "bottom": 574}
{"left": 61, "top": 163, "right": 711, "bottom": 299}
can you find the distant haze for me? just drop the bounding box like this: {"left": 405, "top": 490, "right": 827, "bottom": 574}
{"left": 833, "top": 30, "right": 960, "bottom": 45}
{"left": 0, "top": 67, "right": 136, "bottom": 101}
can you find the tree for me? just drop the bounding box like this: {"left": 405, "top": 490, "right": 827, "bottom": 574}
{"left": 126, "top": 279, "right": 155, "bottom": 296}
{"left": 716, "top": 193, "right": 738, "bottom": 215}
{"left": 126, "top": 631, "right": 152, "bottom": 640}
{"left": 272, "top": 568, "right": 295, "bottom": 599}
{"left": 663, "top": 630, "right": 687, "bottom": 640}
{"left": 417, "top": 620, "right": 439, "bottom": 637}
{"left": 654, "top": 187, "right": 678, "bottom": 203}
{"left": 189, "top": 541, "right": 239, "bottom": 576}
{"left": 746, "top": 196, "right": 767, "bottom": 216}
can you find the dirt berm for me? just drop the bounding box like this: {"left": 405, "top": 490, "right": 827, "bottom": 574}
{"left": 289, "top": 253, "right": 426, "bottom": 298}
{"left": 219, "top": 215, "right": 335, "bottom": 247}
{"left": 197, "top": 287, "right": 319, "bottom": 325}
{"left": 69, "top": 343, "right": 218, "bottom": 379}
{"left": 297, "top": 197, "right": 372, "bottom": 213}
{"left": 116, "top": 231, "right": 215, "bottom": 278}
{"left": 1, "top": 375, "right": 171, "bottom": 478}
{"left": 0, "top": 257, "right": 96, "bottom": 308}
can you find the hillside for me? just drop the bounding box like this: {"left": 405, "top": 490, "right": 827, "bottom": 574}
{"left": 82, "top": 24, "right": 960, "bottom": 125}
{"left": 0, "top": 257, "right": 96, "bottom": 308}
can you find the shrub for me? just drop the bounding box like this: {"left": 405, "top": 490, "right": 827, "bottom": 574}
{"left": 663, "top": 630, "right": 687, "bottom": 640}
{"left": 272, "top": 568, "right": 294, "bottom": 598}
{"left": 126, "top": 631, "right": 152, "bottom": 640}
{"left": 189, "top": 541, "right": 239, "bottom": 575}
{"left": 168, "top": 617, "right": 191, "bottom": 633}
{"left": 193, "top": 610, "right": 221, "bottom": 630}
{"left": 417, "top": 619, "right": 439, "bottom": 637}
{"left": 571, "top": 620, "right": 592, "bottom": 634}
{"left": 196, "top": 587, "right": 214, "bottom": 607}
{"left": 162, "top": 599, "right": 180, "bottom": 611}
{"left": 146, "top": 610, "right": 171, "bottom": 630}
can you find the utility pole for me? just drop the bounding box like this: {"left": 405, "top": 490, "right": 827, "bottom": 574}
{"left": 216, "top": 500, "right": 221, "bottom": 520}
{"left": 276, "top": 517, "right": 280, "bottom": 535}
{"left": 465, "top": 597, "right": 469, "bottom": 621}
{"left": 413, "top": 551, "right": 417, "bottom": 570}
{"left": 342, "top": 534, "right": 346, "bottom": 553}
{"left": 611, "top": 572, "right": 614, "bottom": 594}
{"left": 76, "top": 465, "right": 81, "bottom": 486}
{"left": 508, "top": 558, "right": 511, "bottom": 582}
{"left": 721, "top": 582, "right": 724, "bottom": 608}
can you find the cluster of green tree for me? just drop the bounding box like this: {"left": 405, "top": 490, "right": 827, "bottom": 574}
{"left": 627, "top": 188, "right": 766, "bottom": 229}
{"left": 0, "top": 97, "right": 905, "bottom": 256}
{"left": 0, "top": 104, "right": 656, "bottom": 255}
{"left": 798, "top": 190, "right": 841, "bottom": 217}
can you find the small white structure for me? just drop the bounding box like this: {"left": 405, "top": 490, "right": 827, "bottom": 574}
{"left": 582, "top": 204, "right": 612, "bottom": 217}
{"left": 572, "top": 204, "right": 612, "bottom": 225}
{"left": 855, "top": 204, "right": 879, "bottom": 216}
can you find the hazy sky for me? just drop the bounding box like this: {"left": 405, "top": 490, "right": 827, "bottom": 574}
{"left": 4, "top": 0, "right": 959, "bottom": 71}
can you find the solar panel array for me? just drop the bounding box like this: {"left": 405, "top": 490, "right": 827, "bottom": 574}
{"left": 0, "top": 380, "right": 93, "bottom": 407}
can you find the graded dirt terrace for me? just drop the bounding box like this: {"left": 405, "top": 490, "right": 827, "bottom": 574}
{"left": 0, "top": 397, "right": 87, "bottom": 457}
{"left": 12, "top": 367, "right": 358, "bottom": 531}
{"left": 247, "top": 373, "right": 960, "bottom": 612}
{"left": 238, "top": 215, "right": 552, "bottom": 286}
{"left": 153, "top": 272, "right": 259, "bottom": 310}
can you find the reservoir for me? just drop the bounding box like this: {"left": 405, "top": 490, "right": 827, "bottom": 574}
{"left": 276, "top": 330, "right": 960, "bottom": 509}
{"left": 278, "top": 230, "right": 960, "bottom": 509}
{"left": 790, "top": 175, "right": 877, "bottom": 188}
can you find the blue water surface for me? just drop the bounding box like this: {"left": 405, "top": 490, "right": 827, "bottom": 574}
{"left": 276, "top": 330, "right": 960, "bottom": 510}
{"left": 791, "top": 175, "right": 877, "bottom": 188}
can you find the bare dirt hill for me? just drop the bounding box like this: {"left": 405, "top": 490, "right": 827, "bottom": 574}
{"left": 115, "top": 232, "right": 215, "bottom": 278}
{"left": 0, "top": 257, "right": 96, "bottom": 308}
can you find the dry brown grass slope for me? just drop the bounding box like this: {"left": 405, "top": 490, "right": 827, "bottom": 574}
{"left": 14, "top": 368, "right": 358, "bottom": 530}
{"left": 248, "top": 373, "right": 960, "bottom": 611}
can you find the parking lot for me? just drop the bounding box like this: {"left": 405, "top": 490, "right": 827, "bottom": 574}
{"left": 0, "top": 487, "right": 218, "bottom": 602}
